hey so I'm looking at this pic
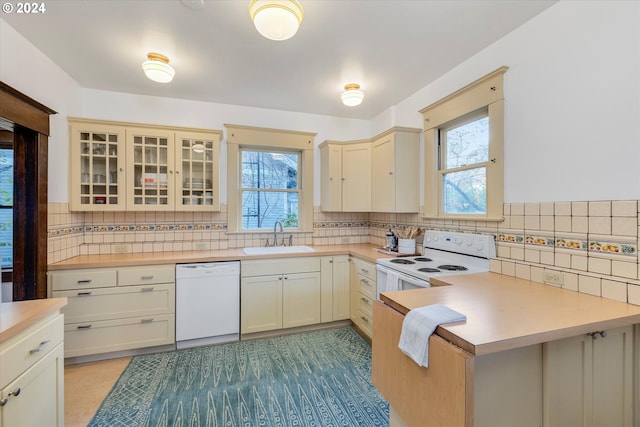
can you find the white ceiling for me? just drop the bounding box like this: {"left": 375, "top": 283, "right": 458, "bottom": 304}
{"left": 3, "top": 0, "right": 557, "bottom": 120}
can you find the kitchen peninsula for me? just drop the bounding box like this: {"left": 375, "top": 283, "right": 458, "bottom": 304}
{"left": 373, "top": 272, "right": 640, "bottom": 427}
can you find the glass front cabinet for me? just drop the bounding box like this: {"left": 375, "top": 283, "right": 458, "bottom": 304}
{"left": 69, "top": 119, "right": 221, "bottom": 212}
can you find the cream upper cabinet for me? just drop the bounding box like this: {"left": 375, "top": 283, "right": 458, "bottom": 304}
{"left": 319, "top": 140, "right": 371, "bottom": 212}
{"left": 69, "top": 121, "right": 126, "bottom": 210}
{"left": 371, "top": 127, "right": 420, "bottom": 213}
{"left": 68, "top": 118, "right": 222, "bottom": 212}
{"left": 175, "top": 131, "right": 220, "bottom": 211}
{"left": 126, "top": 127, "right": 175, "bottom": 211}
{"left": 543, "top": 325, "right": 636, "bottom": 427}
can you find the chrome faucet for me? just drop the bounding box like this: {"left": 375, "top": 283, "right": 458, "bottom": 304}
{"left": 274, "top": 221, "right": 284, "bottom": 246}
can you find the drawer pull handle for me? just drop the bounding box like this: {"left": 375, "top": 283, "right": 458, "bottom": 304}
{"left": 360, "top": 297, "right": 370, "bottom": 303}
{"left": 361, "top": 316, "right": 370, "bottom": 324}
{"left": 141, "top": 318, "right": 153, "bottom": 323}
{"left": 77, "top": 291, "right": 92, "bottom": 296}
{"left": 29, "top": 340, "right": 51, "bottom": 354}
{"left": 360, "top": 278, "right": 369, "bottom": 285}
{"left": 0, "top": 388, "right": 21, "bottom": 405}
{"left": 77, "top": 279, "right": 92, "bottom": 284}
{"left": 77, "top": 324, "right": 92, "bottom": 329}
{"left": 141, "top": 275, "right": 154, "bottom": 280}
{"left": 361, "top": 269, "right": 369, "bottom": 274}
{"left": 141, "top": 287, "right": 154, "bottom": 292}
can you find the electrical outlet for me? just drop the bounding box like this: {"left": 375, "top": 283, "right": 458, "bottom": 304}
{"left": 544, "top": 271, "right": 564, "bottom": 286}
{"left": 195, "top": 242, "right": 207, "bottom": 250}
{"left": 113, "top": 245, "right": 129, "bottom": 254}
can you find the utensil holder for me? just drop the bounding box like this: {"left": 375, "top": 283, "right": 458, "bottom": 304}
{"left": 398, "top": 238, "right": 416, "bottom": 254}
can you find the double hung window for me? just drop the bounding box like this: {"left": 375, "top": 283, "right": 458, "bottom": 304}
{"left": 421, "top": 67, "right": 506, "bottom": 220}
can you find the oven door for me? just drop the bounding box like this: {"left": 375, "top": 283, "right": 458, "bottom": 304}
{"left": 376, "top": 264, "right": 430, "bottom": 299}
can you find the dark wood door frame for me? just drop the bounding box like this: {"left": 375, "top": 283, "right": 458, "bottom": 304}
{"left": 0, "top": 82, "right": 56, "bottom": 300}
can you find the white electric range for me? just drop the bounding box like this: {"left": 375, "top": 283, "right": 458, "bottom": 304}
{"left": 376, "top": 230, "right": 496, "bottom": 298}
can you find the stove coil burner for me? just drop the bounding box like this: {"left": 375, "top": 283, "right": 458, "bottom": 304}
{"left": 438, "top": 265, "right": 468, "bottom": 271}
{"left": 390, "top": 259, "right": 415, "bottom": 265}
{"left": 418, "top": 267, "right": 440, "bottom": 273}
{"left": 414, "top": 257, "right": 433, "bottom": 262}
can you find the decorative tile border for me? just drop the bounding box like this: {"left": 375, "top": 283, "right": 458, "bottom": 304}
{"left": 48, "top": 223, "right": 228, "bottom": 237}
{"left": 314, "top": 221, "right": 368, "bottom": 228}
{"left": 555, "top": 237, "right": 587, "bottom": 251}
{"left": 47, "top": 226, "right": 83, "bottom": 238}
{"left": 496, "top": 233, "right": 524, "bottom": 244}
{"left": 588, "top": 239, "right": 637, "bottom": 257}
{"left": 524, "top": 234, "right": 554, "bottom": 247}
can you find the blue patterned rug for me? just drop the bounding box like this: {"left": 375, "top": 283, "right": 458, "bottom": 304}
{"left": 88, "top": 327, "right": 388, "bottom": 426}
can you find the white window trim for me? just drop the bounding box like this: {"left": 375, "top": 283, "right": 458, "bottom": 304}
{"left": 420, "top": 66, "right": 507, "bottom": 221}
{"left": 225, "top": 124, "right": 316, "bottom": 233}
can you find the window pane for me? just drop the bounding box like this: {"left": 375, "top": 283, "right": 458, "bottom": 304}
{"left": 241, "top": 191, "right": 298, "bottom": 229}
{"left": 443, "top": 167, "right": 486, "bottom": 214}
{"left": 0, "top": 148, "right": 13, "bottom": 269}
{"left": 241, "top": 151, "right": 299, "bottom": 189}
{"left": 444, "top": 116, "right": 489, "bottom": 168}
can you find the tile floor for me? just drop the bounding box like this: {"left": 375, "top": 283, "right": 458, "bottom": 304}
{"left": 64, "top": 357, "right": 130, "bottom": 427}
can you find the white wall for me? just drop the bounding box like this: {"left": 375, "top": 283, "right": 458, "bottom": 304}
{"left": 0, "top": 19, "right": 83, "bottom": 203}
{"left": 374, "top": 0, "right": 640, "bottom": 203}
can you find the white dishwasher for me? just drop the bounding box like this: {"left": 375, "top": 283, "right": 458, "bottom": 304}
{"left": 176, "top": 261, "right": 240, "bottom": 349}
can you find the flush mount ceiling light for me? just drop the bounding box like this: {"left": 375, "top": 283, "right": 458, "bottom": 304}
{"left": 341, "top": 84, "right": 364, "bottom": 107}
{"left": 142, "top": 52, "right": 175, "bottom": 83}
{"left": 249, "top": 0, "right": 304, "bottom": 41}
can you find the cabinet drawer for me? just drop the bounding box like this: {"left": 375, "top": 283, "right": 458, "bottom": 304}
{"left": 357, "top": 292, "right": 374, "bottom": 318}
{"left": 118, "top": 265, "right": 175, "bottom": 286}
{"left": 52, "top": 283, "right": 175, "bottom": 324}
{"left": 64, "top": 314, "right": 175, "bottom": 358}
{"left": 354, "top": 309, "right": 373, "bottom": 338}
{"left": 357, "top": 274, "right": 376, "bottom": 300}
{"left": 0, "top": 313, "right": 64, "bottom": 388}
{"left": 354, "top": 259, "right": 376, "bottom": 281}
{"left": 241, "top": 257, "right": 321, "bottom": 277}
{"left": 49, "top": 268, "right": 116, "bottom": 291}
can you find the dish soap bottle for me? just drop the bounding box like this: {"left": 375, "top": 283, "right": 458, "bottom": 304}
{"left": 385, "top": 229, "right": 396, "bottom": 251}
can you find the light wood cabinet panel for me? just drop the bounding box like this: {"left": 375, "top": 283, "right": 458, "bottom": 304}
{"left": 319, "top": 141, "right": 371, "bottom": 212}
{"left": 543, "top": 325, "right": 635, "bottom": 427}
{"left": 68, "top": 118, "right": 222, "bottom": 212}
{"left": 371, "top": 127, "right": 420, "bottom": 213}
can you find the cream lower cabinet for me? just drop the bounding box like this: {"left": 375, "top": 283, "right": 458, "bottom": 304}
{"left": 543, "top": 325, "right": 636, "bottom": 427}
{"left": 0, "top": 312, "right": 65, "bottom": 427}
{"left": 241, "top": 257, "right": 321, "bottom": 334}
{"left": 320, "top": 255, "right": 350, "bottom": 322}
{"left": 48, "top": 264, "right": 175, "bottom": 358}
{"left": 349, "top": 257, "right": 377, "bottom": 338}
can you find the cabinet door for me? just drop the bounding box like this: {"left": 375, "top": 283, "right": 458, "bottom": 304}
{"left": 126, "top": 127, "right": 175, "bottom": 210}
{"left": 342, "top": 143, "right": 371, "bottom": 212}
{"left": 175, "top": 131, "right": 220, "bottom": 211}
{"left": 332, "top": 255, "right": 350, "bottom": 320}
{"left": 241, "top": 275, "right": 282, "bottom": 334}
{"left": 320, "top": 144, "right": 342, "bottom": 211}
{"left": 543, "top": 326, "right": 635, "bottom": 427}
{"left": 282, "top": 272, "right": 321, "bottom": 328}
{"left": 371, "top": 135, "right": 395, "bottom": 212}
{"left": 0, "top": 343, "right": 64, "bottom": 427}
{"left": 69, "top": 122, "right": 125, "bottom": 211}
{"left": 591, "top": 326, "right": 634, "bottom": 427}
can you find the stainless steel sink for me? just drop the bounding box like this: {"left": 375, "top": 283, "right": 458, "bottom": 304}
{"left": 243, "top": 245, "right": 315, "bottom": 255}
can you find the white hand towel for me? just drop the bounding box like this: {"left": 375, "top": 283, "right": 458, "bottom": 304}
{"left": 398, "top": 304, "right": 466, "bottom": 367}
{"left": 385, "top": 271, "right": 400, "bottom": 293}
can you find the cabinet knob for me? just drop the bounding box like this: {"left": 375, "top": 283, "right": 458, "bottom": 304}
{"left": 0, "top": 398, "right": 6, "bottom": 407}
{"left": 8, "top": 388, "right": 20, "bottom": 397}
{"left": 119, "top": 167, "right": 124, "bottom": 172}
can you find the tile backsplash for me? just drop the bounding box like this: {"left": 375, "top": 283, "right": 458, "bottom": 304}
{"left": 48, "top": 200, "right": 640, "bottom": 306}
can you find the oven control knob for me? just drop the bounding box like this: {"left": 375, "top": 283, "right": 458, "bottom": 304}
{"left": 465, "top": 239, "right": 473, "bottom": 246}
{"left": 476, "top": 242, "right": 484, "bottom": 251}
{"left": 454, "top": 237, "right": 462, "bottom": 245}
{"left": 424, "top": 236, "right": 431, "bottom": 244}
